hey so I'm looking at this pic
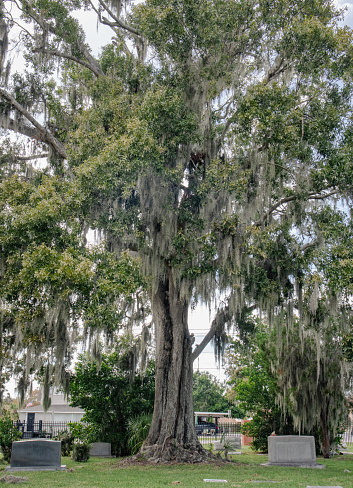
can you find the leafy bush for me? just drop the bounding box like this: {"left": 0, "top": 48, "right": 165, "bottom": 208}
{"left": 127, "top": 413, "right": 152, "bottom": 454}
{"left": 241, "top": 409, "right": 291, "bottom": 452}
{"left": 68, "top": 422, "right": 99, "bottom": 444}
{"left": 54, "top": 430, "right": 74, "bottom": 456}
{"left": 0, "top": 414, "right": 22, "bottom": 463}
{"left": 72, "top": 439, "right": 90, "bottom": 462}
{"left": 69, "top": 348, "right": 155, "bottom": 456}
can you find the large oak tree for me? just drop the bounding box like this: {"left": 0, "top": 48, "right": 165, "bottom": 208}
{"left": 1, "top": 0, "right": 353, "bottom": 462}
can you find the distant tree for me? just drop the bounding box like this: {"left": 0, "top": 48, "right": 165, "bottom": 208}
{"left": 227, "top": 323, "right": 351, "bottom": 457}
{"left": 69, "top": 341, "right": 155, "bottom": 456}
{"left": 193, "top": 371, "right": 243, "bottom": 418}
{"left": 273, "top": 319, "right": 350, "bottom": 458}
{"left": 226, "top": 332, "right": 296, "bottom": 452}
{"left": 2, "top": 393, "right": 18, "bottom": 420}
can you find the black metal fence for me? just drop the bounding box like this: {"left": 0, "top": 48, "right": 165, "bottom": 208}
{"left": 196, "top": 422, "right": 241, "bottom": 444}
{"left": 13, "top": 418, "right": 353, "bottom": 447}
{"left": 13, "top": 421, "right": 71, "bottom": 439}
{"left": 197, "top": 419, "right": 353, "bottom": 448}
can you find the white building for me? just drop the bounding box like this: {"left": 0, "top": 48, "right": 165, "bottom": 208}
{"left": 18, "top": 389, "right": 84, "bottom": 435}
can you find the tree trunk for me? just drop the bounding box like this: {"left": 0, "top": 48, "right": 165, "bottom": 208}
{"left": 140, "top": 274, "right": 208, "bottom": 463}
{"left": 320, "top": 404, "right": 331, "bottom": 459}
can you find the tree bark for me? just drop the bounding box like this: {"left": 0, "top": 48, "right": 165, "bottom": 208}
{"left": 320, "top": 404, "right": 331, "bottom": 459}
{"left": 140, "top": 273, "right": 208, "bottom": 463}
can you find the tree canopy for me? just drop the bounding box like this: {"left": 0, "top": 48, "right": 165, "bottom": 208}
{"left": 0, "top": 0, "right": 353, "bottom": 462}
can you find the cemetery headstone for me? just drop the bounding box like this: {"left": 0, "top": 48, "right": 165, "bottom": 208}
{"left": 89, "top": 442, "right": 113, "bottom": 457}
{"left": 5, "top": 439, "right": 66, "bottom": 471}
{"left": 263, "top": 435, "right": 325, "bottom": 468}
{"left": 214, "top": 436, "right": 241, "bottom": 451}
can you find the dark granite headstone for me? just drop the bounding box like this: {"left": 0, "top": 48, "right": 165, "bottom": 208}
{"left": 90, "top": 442, "right": 113, "bottom": 457}
{"left": 5, "top": 439, "right": 66, "bottom": 471}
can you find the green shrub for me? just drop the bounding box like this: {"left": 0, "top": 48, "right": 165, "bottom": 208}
{"left": 0, "top": 414, "right": 22, "bottom": 463}
{"left": 127, "top": 414, "right": 152, "bottom": 454}
{"left": 54, "top": 430, "right": 74, "bottom": 456}
{"left": 72, "top": 440, "right": 90, "bottom": 462}
{"left": 68, "top": 422, "right": 99, "bottom": 444}
{"left": 241, "top": 408, "right": 296, "bottom": 452}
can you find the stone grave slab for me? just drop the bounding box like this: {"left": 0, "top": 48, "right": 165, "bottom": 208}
{"left": 90, "top": 442, "right": 113, "bottom": 457}
{"left": 226, "top": 436, "right": 241, "bottom": 449}
{"left": 203, "top": 480, "right": 228, "bottom": 483}
{"left": 214, "top": 436, "right": 241, "bottom": 451}
{"left": 5, "top": 439, "right": 66, "bottom": 471}
{"left": 262, "top": 436, "right": 325, "bottom": 469}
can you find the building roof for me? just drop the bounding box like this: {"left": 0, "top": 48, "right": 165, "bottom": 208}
{"left": 19, "top": 404, "right": 84, "bottom": 414}
{"left": 194, "top": 411, "right": 230, "bottom": 418}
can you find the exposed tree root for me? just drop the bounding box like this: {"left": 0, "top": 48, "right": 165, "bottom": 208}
{"left": 138, "top": 436, "right": 213, "bottom": 464}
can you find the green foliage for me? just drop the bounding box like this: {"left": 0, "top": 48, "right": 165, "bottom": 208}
{"left": 227, "top": 320, "right": 349, "bottom": 456}
{"left": 273, "top": 320, "right": 348, "bottom": 457}
{"left": 227, "top": 333, "right": 296, "bottom": 452}
{"left": 127, "top": 413, "right": 152, "bottom": 455}
{"left": 0, "top": 414, "right": 22, "bottom": 463}
{"left": 69, "top": 342, "right": 155, "bottom": 456}
{"left": 54, "top": 430, "right": 74, "bottom": 456}
{"left": 193, "top": 371, "right": 243, "bottom": 418}
{"left": 67, "top": 422, "right": 99, "bottom": 444}
{"left": 71, "top": 439, "right": 90, "bottom": 462}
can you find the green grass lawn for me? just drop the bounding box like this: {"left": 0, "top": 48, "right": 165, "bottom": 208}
{"left": 0, "top": 448, "right": 352, "bottom": 487}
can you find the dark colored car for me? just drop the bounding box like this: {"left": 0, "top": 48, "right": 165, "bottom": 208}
{"left": 195, "top": 422, "right": 219, "bottom": 435}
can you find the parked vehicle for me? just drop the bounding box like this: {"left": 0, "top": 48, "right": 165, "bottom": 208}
{"left": 195, "top": 422, "right": 219, "bottom": 435}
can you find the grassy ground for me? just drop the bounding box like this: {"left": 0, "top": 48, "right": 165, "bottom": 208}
{"left": 0, "top": 448, "right": 352, "bottom": 487}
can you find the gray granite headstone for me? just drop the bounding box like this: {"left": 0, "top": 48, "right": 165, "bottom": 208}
{"left": 90, "top": 442, "right": 113, "bottom": 457}
{"left": 5, "top": 439, "right": 66, "bottom": 471}
{"left": 263, "top": 436, "right": 325, "bottom": 468}
{"left": 214, "top": 436, "right": 241, "bottom": 451}
{"left": 225, "top": 436, "right": 241, "bottom": 449}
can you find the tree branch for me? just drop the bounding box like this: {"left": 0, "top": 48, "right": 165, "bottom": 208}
{"left": 96, "top": 0, "right": 141, "bottom": 37}
{"left": 19, "top": 0, "right": 103, "bottom": 77}
{"left": 17, "top": 153, "right": 49, "bottom": 161}
{"left": 32, "top": 48, "right": 103, "bottom": 77}
{"left": 192, "top": 306, "right": 232, "bottom": 362}
{"left": 266, "top": 56, "right": 292, "bottom": 83}
{"left": 255, "top": 190, "right": 338, "bottom": 226}
{"left": 0, "top": 88, "right": 67, "bottom": 159}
